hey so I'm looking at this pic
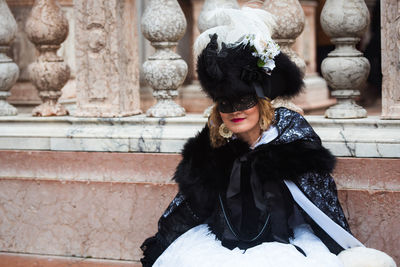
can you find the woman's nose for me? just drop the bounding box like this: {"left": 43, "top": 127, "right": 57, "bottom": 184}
{"left": 231, "top": 110, "right": 242, "bottom": 116}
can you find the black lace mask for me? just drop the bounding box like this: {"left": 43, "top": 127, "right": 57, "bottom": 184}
{"left": 217, "top": 95, "right": 258, "bottom": 113}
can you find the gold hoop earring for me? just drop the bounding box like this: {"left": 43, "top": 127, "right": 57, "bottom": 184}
{"left": 219, "top": 123, "right": 233, "bottom": 138}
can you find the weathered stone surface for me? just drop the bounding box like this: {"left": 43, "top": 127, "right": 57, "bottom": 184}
{"left": 2, "top": 151, "right": 399, "bottom": 187}
{"left": 0, "top": 150, "right": 180, "bottom": 183}
{"left": 264, "top": 0, "right": 305, "bottom": 39}
{"left": 263, "top": 0, "right": 306, "bottom": 74}
{"left": 0, "top": 0, "right": 17, "bottom": 44}
{"left": 0, "top": 179, "right": 177, "bottom": 261}
{"left": 333, "top": 158, "right": 400, "bottom": 191}
{"left": 6, "top": 0, "right": 73, "bottom": 6}
{"left": 7, "top": 5, "right": 36, "bottom": 82}
{"left": 0, "top": 0, "right": 19, "bottom": 116}
{"left": 25, "top": 0, "right": 69, "bottom": 45}
{"left": 289, "top": 2, "right": 333, "bottom": 111}
{"left": 322, "top": 55, "right": 370, "bottom": 118}
{"left": 7, "top": 3, "right": 76, "bottom": 111}
{"left": 0, "top": 152, "right": 398, "bottom": 263}
{"left": 293, "top": 1, "right": 317, "bottom": 74}
{"left": 25, "top": 0, "right": 70, "bottom": 116}
{"left": 381, "top": 0, "right": 400, "bottom": 119}
{"left": 320, "top": 0, "right": 370, "bottom": 119}
{"left": 74, "top": 0, "right": 141, "bottom": 117}
{"left": 142, "top": 0, "right": 187, "bottom": 42}
{"left": 338, "top": 190, "right": 400, "bottom": 264}
{"left": 0, "top": 252, "right": 139, "bottom": 267}
{"left": 141, "top": 0, "right": 187, "bottom": 117}
{"left": 0, "top": 114, "right": 399, "bottom": 157}
{"left": 320, "top": 0, "right": 369, "bottom": 38}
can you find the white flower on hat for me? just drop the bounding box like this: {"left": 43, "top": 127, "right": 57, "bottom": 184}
{"left": 239, "top": 34, "right": 280, "bottom": 75}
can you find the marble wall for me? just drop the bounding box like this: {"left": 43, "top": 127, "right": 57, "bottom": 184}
{"left": 381, "top": 0, "right": 400, "bottom": 119}
{"left": 0, "top": 150, "right": 399, "bottom": 264}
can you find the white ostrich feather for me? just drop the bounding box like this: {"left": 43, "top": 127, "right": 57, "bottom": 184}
{"left": 193, "top": 6, "right": 277, "bottom": 58}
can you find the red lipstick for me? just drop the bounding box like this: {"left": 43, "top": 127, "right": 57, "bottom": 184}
{"left": 231, "top": 118, "right": 245, "bottom": 123}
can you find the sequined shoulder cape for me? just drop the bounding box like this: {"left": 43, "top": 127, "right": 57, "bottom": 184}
{"left": 140, "top": 108, "right": 350, "bottom": 267}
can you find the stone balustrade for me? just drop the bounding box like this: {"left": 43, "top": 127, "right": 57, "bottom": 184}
{"left": 1, "top": 0, "right": 398, "bottom": 120}
{"left": 141, "top": 0, "right": 187, "bottom": 117}
{"left": 25, "top": 0, "right": 70, "bottom": 116}
{"left": 0, "top": 1, "right": 400, "bottom": 266}
{"left": 0, "top": 0, "right": 18, "bottom": 116}
{"left": 320, "top": 0, "right": 370, "bottom": 119}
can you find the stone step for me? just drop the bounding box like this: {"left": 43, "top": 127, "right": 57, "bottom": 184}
{"left": 0, "top": 151, "right": 398, "bottom": 264}
{"left": 0, "top": 252, "right": 140, "bottom": 267}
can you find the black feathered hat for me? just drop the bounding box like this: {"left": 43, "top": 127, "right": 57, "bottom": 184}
{"left": 197, "top": 33, "right": 304, "bottom": 102}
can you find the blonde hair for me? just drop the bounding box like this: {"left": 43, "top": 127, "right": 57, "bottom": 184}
{"left": 207, "top": 98, "right": 275, "bottom": 148}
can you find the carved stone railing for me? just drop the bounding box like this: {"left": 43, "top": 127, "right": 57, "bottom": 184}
{"left": 141, "top": 0, "right": 187, "bottom": 117}
{"left": 0, "top": 0, "right": 19, "bottom": 116}
{"left": 25, "top": 0, "right": 70, "bottom": 116}
{"left": 320, "top": 0, "right": 370, "bottom": 119}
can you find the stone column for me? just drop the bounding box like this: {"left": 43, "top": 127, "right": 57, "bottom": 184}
{"left": 381, "top": 0, "right": 400, "bottom": 119}
{"left": 141, "top": 0, "right": 187, "bottom": 117}
{"left": 25, "top": 0, "right": 70, "bottom": 116}
{"left": 320, "top": 0, "right": 370, "bottom": 119}
{"left": 73, "top": 0, "right": 141, "bottom": 117}
{"left": 0, "top": 0, "right": 19, "bottom": 116}
{"left": 263, "top": 0, "right": 306, "bottom": 74}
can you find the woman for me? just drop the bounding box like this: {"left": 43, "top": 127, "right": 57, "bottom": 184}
{"left": 140, "top": 7, "right": 364, "bottom": 267}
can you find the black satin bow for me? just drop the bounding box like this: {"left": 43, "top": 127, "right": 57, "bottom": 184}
{"left": 225, "top": 153, "right": 267, "bottom": 235}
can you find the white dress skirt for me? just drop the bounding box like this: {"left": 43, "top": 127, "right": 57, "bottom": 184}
{"left": 153, "top": 224, "right": 344, "bottom": 267}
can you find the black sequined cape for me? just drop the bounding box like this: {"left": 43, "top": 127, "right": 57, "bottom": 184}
{"left": 140, "top": 108, "right": 350, "bottom": 267}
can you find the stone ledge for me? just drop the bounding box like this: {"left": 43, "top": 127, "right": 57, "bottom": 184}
{"left": 1, "top": 151, "right": 399, "bottom": 189}
{"left": 0, "top": 178, "right": 397, "bottom": 264}
{"left": 0, "top": 252, "right": 139, "bottom": 267}
{"left": 0, "top": 114, "right": 399, "bottom": 157}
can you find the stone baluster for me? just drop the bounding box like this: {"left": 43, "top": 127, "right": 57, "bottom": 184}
{"left": 263, "top": 0, "right": 306, "bottom": 75}
{"left": 141, "top": 0, "right": 187, "bottom": 117}
{"left": 0, "top": 0, "right": 19, "bottom": 116}
{"left": 320, "top": 0, "right": 370, "bottom": 119}
{"left": 25, "top": 0, "right": 70, "bottom": 116}
{"left": 198, "top": 0, "right": 239, "bottom": 117}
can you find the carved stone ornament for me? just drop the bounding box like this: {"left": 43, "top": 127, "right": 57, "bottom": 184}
{"left": 26, "top": 0, "right": 70, "bottom": 116}
{"left": 74, "top": 0, "right": 141, "bottom": 117}
{"left": 263, "top": 0, "right": 306, "bottom": 75}
{"left": 0, "top": 0, "right": 19, "bottom": 116}
{"left": 141, "top": 0, "right": 188, "bottom": 117}
{"left": 381, "top": 0, "right": 400, "bottom": 119}
{"left": 320, "top": 0, "right": 370, "bottom": 119}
